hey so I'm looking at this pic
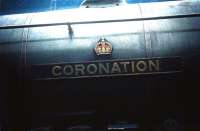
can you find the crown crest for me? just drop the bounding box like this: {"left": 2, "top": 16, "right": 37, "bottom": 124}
{"left": 95, "top": 38, "right": 113, "bottom": 55}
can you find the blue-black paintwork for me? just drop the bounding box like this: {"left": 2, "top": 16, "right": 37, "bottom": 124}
{"left": 0, "top": 0, "right": 200, "bottom": 130}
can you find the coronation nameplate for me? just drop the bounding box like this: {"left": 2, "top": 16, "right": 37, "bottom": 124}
{"left": 31, "top": 57, "right": 183, "bottom": 80}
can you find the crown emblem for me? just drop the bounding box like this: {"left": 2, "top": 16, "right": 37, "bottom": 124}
{"left": 95, "top": 38, "right": 113, "bottom": 55}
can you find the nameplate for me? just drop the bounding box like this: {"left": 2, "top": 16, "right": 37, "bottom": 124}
{"left": 31, "top": 57, "right": 183, "bottom": 80}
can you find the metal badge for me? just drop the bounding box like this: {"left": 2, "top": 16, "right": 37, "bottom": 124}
{"left": 95, "top": 37, "right": 113, "bottom": 55}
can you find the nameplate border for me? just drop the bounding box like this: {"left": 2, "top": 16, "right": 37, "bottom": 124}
{"left": 30, "top": 57, "right": 183, "bottom": 80}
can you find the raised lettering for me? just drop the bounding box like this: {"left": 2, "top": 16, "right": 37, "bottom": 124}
{"left": 149, "top": 60, "right": 160, "bottom": 72}
{"left": 99, "top": 63, "right": 110, "bottom": 74}
{"left": 120, "top": 62, "right": 130, "bottom": 73}
{"left": 52, "top": 66, "right": 62, "bottom": 76}
{"left": 136, "top": 61, "right": 147, "bottom": 72}
{"left": 131, "top": 61, "right": 135, "bottom": 72}
{"left": 87, "top": 64, "right": 98, "bottom": 74}
{"left": 63, "top": 65, "right": 74, "bottom": 75}
{"left": 75, "top": 64, "right": 85, "bottom": 76}
{"left": 111, "top": 62, "right": 121, "bottom": 73}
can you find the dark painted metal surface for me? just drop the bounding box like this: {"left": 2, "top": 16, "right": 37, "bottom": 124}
{"left": 0, "top": 0, "right": 200, "bottom": 130}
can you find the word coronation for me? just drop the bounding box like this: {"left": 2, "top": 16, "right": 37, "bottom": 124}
{"left": 51, "top": 59, "right": 160, "bottom": 77}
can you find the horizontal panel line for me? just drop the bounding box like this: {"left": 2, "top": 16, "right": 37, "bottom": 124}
{"left": 32, "top": 71, "right": 183, "bottom": 81}
{"left": 0, "top": 13, "right": 200, "bottom": 29}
